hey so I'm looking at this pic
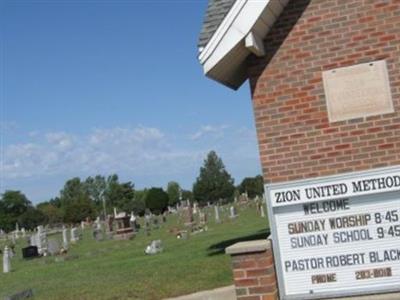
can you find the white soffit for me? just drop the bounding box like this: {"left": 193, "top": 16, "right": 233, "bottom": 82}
{"left": 199, "top": 0, "right": 289, "bottom": 89}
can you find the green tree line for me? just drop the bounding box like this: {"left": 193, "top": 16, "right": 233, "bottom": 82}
{"left": 0, "top": 151, "right": 265, "bottom": 232}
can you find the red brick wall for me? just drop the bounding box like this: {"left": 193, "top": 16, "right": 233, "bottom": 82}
{"left": 231, "top": 248, "right": 278, "bottom": 300}
{"left": 248, "top": 0, "right": 400, "bottom": 184}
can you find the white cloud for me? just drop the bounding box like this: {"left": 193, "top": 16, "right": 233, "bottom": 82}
{"left": 189, "top": 124, "right": 229, "bottom": 140}
{"left": 45, "top": 132, "right": 74, "bottom": 151}
{"left": 1, "top": 126, "right": 200, "bottom": 180}
{"left": 1, "top": 124, "right": 262, "bottom": 201}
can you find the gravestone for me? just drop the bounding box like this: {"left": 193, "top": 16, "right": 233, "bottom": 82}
{"left": 229, "top": 206, "right": 237, "bottom": 219}
{"left": 62, "top": 226, "right": 68, "bottom": 249}
{"left": 183, "top": 205, "right": 194, "bottom": 227}
{"left": 106, "top": 215, "right": 114, "bottom": 233}
{"left": 130, "top": 213, "right": 137, "bottom": 231}
{"left": 180, "top": 205, "right": 195, "bottom": 233}
{"left": 30, "top": 234, "right": 36, "bottom": 247}
{"left": 260, "top": 204, "right": 265, "bottom": 218}
{"left": 114, "top": 212, "right": 135, "bottom": 240}
{"left": 11, "top": 232, "right": 16, "bottom": 244}
{"left": 214, "top": 205, "right": 221, "bottom": 223}
{"left": 93, "top": 228, "right": 103, "bottom": 241}
{"left": 3, "top": 246, "right": 11, "bottom": 273}
{"left": 47, "top": 240, "right": 60, "bottom": 256}
{"left": 199, "top": 210, "right": 207, "bottom": 226}
{"left": 36, "top": 225, "right": 47, "bottom": 255}
{"left": 145, "top": 240, "right": 163, "bottom": 255}
{"left": 95, "top": 217, "right": 101, "bottom": 230}
{"left": 152, "top": 216, "right": 160, "bottom": 230}
{"left": 70, "top": 227, "right": 79, "bottom": 243}
{"left": 22, "top": 246, "right": 39, "bottom": 259}
{"left": 145, "top": 214, "right": 152, "bottom": 236}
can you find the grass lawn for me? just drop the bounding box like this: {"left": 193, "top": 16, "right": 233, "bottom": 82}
{"left": 0, "top": 204, "right": 269, "bottom": 300}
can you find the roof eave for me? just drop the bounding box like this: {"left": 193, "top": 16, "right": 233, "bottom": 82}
{"left": 198, "top": 0, "right": 290, "bottom": 90}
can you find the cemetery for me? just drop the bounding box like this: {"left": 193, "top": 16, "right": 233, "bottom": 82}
{"left": 2, "top": 0, "right": 399, "bottom": 299}
{"left": 0, "top": 200, "right": 268, "bottom": 300}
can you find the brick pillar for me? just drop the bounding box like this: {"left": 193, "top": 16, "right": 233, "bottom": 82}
{"left": 226, "top": 239, "right": 278, "bottom": 300}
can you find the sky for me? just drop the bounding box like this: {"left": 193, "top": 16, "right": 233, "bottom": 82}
{"left": 0, "top": 0, "right": 261, "bottom": 204}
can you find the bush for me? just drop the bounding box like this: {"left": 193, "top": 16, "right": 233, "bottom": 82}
{"left": 144, "top": 188, "right": 168, "bottom": 215}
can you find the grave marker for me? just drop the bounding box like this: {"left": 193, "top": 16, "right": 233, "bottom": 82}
{"left": 214, "top": 205, "right": 220, "bottom": 223}
{"left": 3, "top": 246, "right": 11, "bottom": 273}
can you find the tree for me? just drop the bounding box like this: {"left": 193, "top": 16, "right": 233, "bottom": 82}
{"left": 0, "top": 190, "right": 45, "bottom": 231}
{"left": 167, "top": 181, "right": 180, "bottom": 206}
{"left": 144, "top": 188, "right": 168, "bottom": 215}
{"left": 60, "top": 178, "right": 96, "bottom": 223}
{"left": 132, "top": 189, "right": 147, "bottom": 216}
{"left": 104, "top": 174, "right": 135, "bottom": 213}
{"left": 18, "top": 207, "right": 46, "bottom": 230}
{"left": 0, "top": 191, "right": 31, "bottom": 232}
{"left": 60, "top": 178, "right": 88, "bottom": 206}
{"left": 37, "top": 202, "right": 64, "bottom": 225}
{"left": 181, "top": 189, "right": 193, "bottom": 203}
{"left": 193, "top": 151, "right": 235, "bottom": 205}
{"left": 84, "top": 175, "right": 107, "bottom": 211}
{"left": 64, "top": 199, "right": 96, "bottom": 224}
{"left": 238, "top": 175, "right": 264, "bottom": 199}
{"left": 1, "top": 190, "right": 30, "bottom": 216}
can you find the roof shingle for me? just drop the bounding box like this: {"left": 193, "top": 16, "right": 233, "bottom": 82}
{"left": 198, "top": 0, "right": 236, "bottom": 50}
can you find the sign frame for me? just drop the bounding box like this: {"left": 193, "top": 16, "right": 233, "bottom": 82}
{"left": 265, "top": 165, "right": 400, "bottom": 300}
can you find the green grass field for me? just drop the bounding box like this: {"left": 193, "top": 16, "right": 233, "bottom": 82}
{"left": 0, "top": 204, "right": 269, "bottom": 300}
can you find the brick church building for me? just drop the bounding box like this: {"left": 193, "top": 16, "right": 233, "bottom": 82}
{"left": 198, "top": 1, "right": 400, "bottom": 299}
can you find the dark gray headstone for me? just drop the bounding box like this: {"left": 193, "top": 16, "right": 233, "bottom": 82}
{"left": 22, "top": 246, "right": 39, "bottom": 259}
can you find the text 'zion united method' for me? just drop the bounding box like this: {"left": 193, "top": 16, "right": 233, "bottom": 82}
{"left": 272, "top": 174, "right": 400, "bottom": 206}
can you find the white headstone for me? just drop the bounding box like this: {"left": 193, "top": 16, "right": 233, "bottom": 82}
{"left": 214, "top": 205, "right": 220, "bottom": 223}
{"left": 130, "top": 213, "right": 136, "bottom": 222}
{"left": 36, "top": 225, "right": 47, "bottom": 255}
{"left": 145, "top": 240, "right": 163, "bottom": 255}
{"left": 95, "top": 217, "right": 102, "bottom": 230}
{"left": 70, "top": 227, "right": 79, "bottom": 243}
{"left": 30, "top": 234, "right": 36, "bottom": 247}
{"left": 3, "top": 246, "right": 11, "bottom": 273}
{"left": 260, "top": 204, "right": 265, "bottom": 218}
{"left": 62, "top": 226, "right": 68, "bottom": 248}
{"left": 229, "top": 206, "right": 237, "bottom": 218}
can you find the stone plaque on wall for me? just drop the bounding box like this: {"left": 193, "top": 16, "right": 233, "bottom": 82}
{"left": 322, "top": 60, "right": 394, "bottom": 122}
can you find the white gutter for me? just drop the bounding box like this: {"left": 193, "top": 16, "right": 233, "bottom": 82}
{"left": 198, "top": 0, "right": 289, "bottom": 89}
